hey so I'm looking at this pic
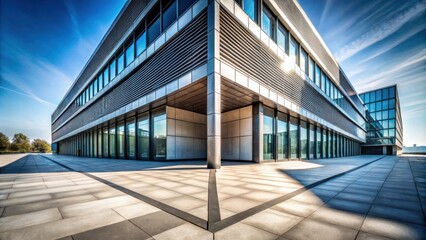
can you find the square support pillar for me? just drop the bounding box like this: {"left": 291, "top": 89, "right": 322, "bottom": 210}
{"left": 207, "top": 73, "right": 221, "bottom": 169}
{"left": 252, "top": 102, "right": 263, "bottom": 163}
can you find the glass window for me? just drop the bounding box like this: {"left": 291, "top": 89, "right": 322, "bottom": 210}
{"left": 376, "top": 101, "right": 382, "bottom": 111}
{"left": 389, "top": 109, "right": 395, "bottom": 118}
{"left": 103, "top": 68, "right": 109, "bottom": 87}
{"left": 261, "top": 6, "right": 274, "bottom": 39}
{"left": 309, "top": 125, "right": 315, "bottom": 159}
{"left": 370, "top": 103, "right": 376, "bottom": 112}
{"left": 136, "top": 32, "right": 147, "bottom": 56}
{"left": 315, "top": 64, "right": 320, "bottom": 87}
{"left": 370, "top": 91, "right": 376, "bottom": 102}
{"left": 94, "top": 78, "right": 98, "bottom": 95}
{"left": 327, "top": 131, "right": 331, "bottom": 157}
{"left": 103, "top": 127, "right": 108, "bottom": 158}
{"left": 277, "top": 23, "right": 288, "bottom": 53}
{"left": 325, "top": 77, "right": 330, "bottom": 96}
{"left": 153, "top": 110, "right": 166, "bottom": 159}
{"left": 389, "top": 87, "right": 395, "bottom": 98}
{"left": 376, "top": 111, "right": 382, "bottom": 120}
{"left": 365, "top": 92, "right": 370, "bottom": 103}
{"left": 98, "top": 74, "right": 103, "bottom": 91}
{"left": 97, "top": 130, "right": 102, "bottom": 157}
{"left": 389, "top": 129, "right": 395, "bottom": 137}
{"left": 290, "top": 117, "right": 299, "bottom": 159}
{"left": 376, "top": 90, "right": 382, "bottom": 101}
{"left": 382, "top": 100, "right": 388, "bottom": 110}
{"left": 308, "top": 57, "right": 314, "bottom": 81}
{"left": 263, "top": 109, "right": 274, "bottom": 160}
{"left": 162, "top": 0, "right": 177, "bottom": 30}
{"left": 110, "top": 59, "right": 116, "bottom": 80}
{"left": 117, "top": 123, "right": 125, "bottom": 158}
{"left": 389, "top": 119, "right": 395, "bottom": 128}
{"left": 289, "top": 37, "right": 299, "bottom": 64}
{"left": 321, "top": 71, "right": 326, "bottom": 92}
{"left": 117, "top": 52, "right": 124, "bottom": 74}
{"left": 138, "top": 113, "right": 150, "bottom": 159}
{"left": 126, "top": 119, "right": 136, "bottom": 158}
{"left": 389, "top": 99, "right": 395, "bottom": 109}
{"left": 382, "top": 110, "right": 388, "bottom": 120}
{"left": 316, "top": 127, "right": 321, "bottom": 158}
{"left": 89, "top": 83, "right": 93, "bottom": 99}
{"left": 125, "top": 42, "right": 135, "bottom": 66}
{"left": 147, "top": 4, "right": 161, "bottom": 45}
{"left": 322, "top": 129, "right": 327, "bottom": 158}
{"left": 243, "top": 0, "right": 257, "bottom": 22}
{"left": 300, "top": 121, "right": 307, "bottom": 159}
{"left": 382, "top": 88, "right": 388, "bottom": 99}
{"left": 300, "top": 48, "right": 307, "bottom": 73}
{"left": 109, "top": 125, "right": 116, "bottom": 158}
{"left": 178, "top": 0, "right": 196, "bottom": 15}
{"left": 277, "top": 113, "right": 288, "bottom": 160}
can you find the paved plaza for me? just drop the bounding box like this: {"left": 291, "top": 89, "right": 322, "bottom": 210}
{"left": 0, "top": 154, "right": 425, "bottom": 240}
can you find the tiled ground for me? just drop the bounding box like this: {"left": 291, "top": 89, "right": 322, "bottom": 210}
{"left": 0, "top": 154, "right": 425, "bottom": 240}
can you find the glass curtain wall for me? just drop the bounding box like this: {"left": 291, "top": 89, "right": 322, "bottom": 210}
{"left": 290, "top": 117, "right": 299, "bottom": 159}
{"left": 300, "top": 121, "right": 308, "bottom": 159}
{"left": 103, "top": 127, "right": 108, "bottom": 158}
{"left": 277, "top": 112, "right": 288, "bottom": 160}
{"left": 117, "top": 123, "right": 125, "bottom": 158}
{"left": 309, "top": 125, "right": 315, "bottom": 159}
{"left": 316, "top": 127, "right": 321, "bottom": 158}
{"left": 153, "top": 110, "right": 166, "bottom": 159}
{"left": 263, "top": 108, "right": 274, "bottom": 160}
{"left": 97, "top": 129, "right": 102, "bottom": 157}
{"left": 126, "top": 119, "right": 136, "bottom": 158}
{"left": 322, "top": 129, "right": 327, "bottom": 158}
{"left": 138, "top": 113, "right": 150, "bottom": 159}
{"left": 109, "top": 125, "right": 116, "bottom": 158}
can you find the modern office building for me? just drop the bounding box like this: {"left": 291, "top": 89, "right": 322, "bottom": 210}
{"left": 359, "top": 85, "right": 403, "bottom": 155}
{"left": 52, "top": 0, "right": 370, "bottom": 168}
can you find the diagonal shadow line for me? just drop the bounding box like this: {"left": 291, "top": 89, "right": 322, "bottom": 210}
{"left": 41, "top": 155, "right": 208, "bottom": 230}
{"left": 210, "top": 156, "right": 387, "bottom": 232}
{"left": 208, "top": 169, "right": 221, "bottom": 230}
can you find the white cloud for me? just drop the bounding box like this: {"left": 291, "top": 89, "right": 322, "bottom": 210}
{"left": 335, "top": 1, "right": 426, "bottom": 62}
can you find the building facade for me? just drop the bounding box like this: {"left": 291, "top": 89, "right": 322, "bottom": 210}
{"left": 359, "top": 85, "right": 403, "bottom": 155}
{"left": 52, "top": 0, "right": 370, "bottom": 168}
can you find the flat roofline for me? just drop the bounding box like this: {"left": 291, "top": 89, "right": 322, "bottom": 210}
{"left": 358, "top": 84, "right": 398, "bottom": 95}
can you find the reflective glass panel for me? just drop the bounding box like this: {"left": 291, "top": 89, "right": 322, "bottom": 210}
{"left": 290, "top": 117, "right": 299, "bottom": 159}
{"left": 117, "top": 123, "right": 125, "bottom": 158}
{"left": 126, "top": 120, "right": 136, "bottom": 158}
{"left": 109, "top": 125, "right": 116, "bottom": 158}
{"left": 289, "top": 38, "right": 298, "bottom": 64}
{"left": 263, "top": 113, "right": 274, "bottom": 160}
{"left": 179, "top": 0, "right": 196, "bottom": 15}
{"left": 147, "top": 17, "right": 161, "bottom": 45}
{"left": 98, "top": 74, "right": 103, "bottom": 91}
{"left": 136, "top": 32, "right": 147, "bottom": 56}
{"left": 277, "top": 113, "right": 288, "bottom": 160}
{"left": 300, "top": 49, "right": 307, "bottom": 73}
{"left": 300, "top": 121, "right": 307, "bottom": 159}
{"left": 316, "top": 127, "right": 321, "bottom": 158}
{"left": 153, "top": 110, "right": 166, "bottom": 159}
{"left": 110, "top": 59, "right": 116, "bottom": 80}
{"left": 162, "top": 0, "right": 177, "bottom": 30}
{"left": 389, "top": 87, "right": 395, "bottom": 98}
{"left": 138, "top": 114, "right": 150, "bottom": 159}
{"left": 261, "top": 6, "right": 274, "bottom": 38}
{"left": 309, "top": 125, "right": 315, "bottom": 159}
{"left": 277, "top": 23, "right": 287, "bottom": 53}
{"left": 103, "top": 127, "right": 108, "bottom": 157}
{"left": 315, "top": 64, "right": 320, "bottom": 87}
{"left": 308, "top": 57, "right": 314, "bottom": 81}
{"left": 117, "top": 53, "right": 124, "bottom": 74}
{"left": 243, "top": 0, "right": 257, "bottom": 22}
{"left": 103, "top": 68, "right": 109, "bottom": 87}
{"left": 125, "top": 42, "right": 135, "bottom": 66}
{"left": 97, "top": 130, "right": 102, "bottom": 157}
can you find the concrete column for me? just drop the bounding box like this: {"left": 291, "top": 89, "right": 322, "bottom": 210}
{"left": 207, "top": 0, "right": 221, "bottom": 169}
{"left": 252, "top": 102, "right": 263, "bottom": 163}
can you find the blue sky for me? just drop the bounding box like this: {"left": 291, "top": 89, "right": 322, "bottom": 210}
{"left": 0, "top": 0, "right": 425, "bottom": 146}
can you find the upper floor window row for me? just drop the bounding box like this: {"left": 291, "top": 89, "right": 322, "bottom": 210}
{"left": 75, "top": 0, "right": 197, "bottom": 108}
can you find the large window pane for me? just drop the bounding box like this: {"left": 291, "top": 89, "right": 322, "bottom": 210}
{"left": 153, "top": 110, "right": 166, "bottom": 159}
{"left": 125, "top": 42, "right": 135, "bottom": 67}
{"left": 110, "top": 59, "right": 116, "bottom": 80}
{"left": 136, "top": 32, "right": 147, "bottom": 56}
{"left": 289, "top": 37, "right": 299, "bottom": 64}
{"left": 109, "top": 125, "right": 116, "bottom": 158}
{"left": 97, "top": 130, "right": 102, "bottom": 158}
{"left": 300, "top": 48, "right": 307, "bottom": 74}
{"left": 277, "top": 113, "right": 288, "bottom": 160}
{"left": 98, "top": 74, "right": 103, "bottom": 91}
{"left": 277, "top": 23, "right": 288, "bottom": 53}
{"left": 103, "top": 67, "right": 109, "bottom": 87}
{"left": 243, "top": 0, "right": 257, "bottom": 22}
{"left": 308, "top": 57, "right": 314, "bottom": 81}
{"left": 138, "top": 113, "right": 150, "bottom": 159}
{"left": 263, "top": 109, "right": 274, "bottom": 160}
{"left": 117, "top": 53, "right": 124, "bottom": 74}
{"left": 117, "top": 123, "right": 125, "bottom": 158}
{"left": 300, "top": 121, "right": 307, "bottom": 159}
{"left": 322, "top": 129, "right": 327, "bottom": 158}
{"left": 103, "top": 127, "right": 108, "bottom": 158}
{"left": 261, "top": 6, "right": 274, "bottom": 39}
{"left": 126, "top": 119, "right": 136, "bottom": 158}
{"left": 178, "top": 0, "right": 196, "bottom": 15}
{"left": 94, "top": 78, "right": 98, "bottom": 95}
{"left": 309, "top": 125, "right": 315, "bottom": 159}
{"left": 290, "top": 117, "right": 299, "bottom": 159}
{"left": 162, "top": 0, "right": 177, "bottom": 30}
{"left": 321, "top": 71, "right": 326, "bottom": 92}
{"left": 315, "top": 64, "right": 320, "bottom": 87}
{"left": 316, "top": 127, "right": 321, "bottom": 158}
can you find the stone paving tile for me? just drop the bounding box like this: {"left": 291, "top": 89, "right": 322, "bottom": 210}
{"left": 355, "top": 231, "right": 393, "bottom": 240}
{"left": 153, "top": 223, "right": 213, "bottom": 240}
{"left": 220, "top": 197, "right": 262, "bottom": 214}
{"left": 215, "top": 222, "right": 278, "bottom": 240}
{"left": 73, "top": 221, "right": 151, "bottom": 240}
{"left": 272, "top": 198, "right": 323, "bottom": 218}
{"left": 130, "top": 211, "right": 186, "bottom": 236}
{"left": 0, "top": 208, "right": 62, "bottom": 232}
{"left": 282, "top": 218, "right": 359, "bottom": 240}
{"left": 0, "top": 194, "right": 52, "bottom": 207}
{"left": 113, "top": 202, "right": 160, "bottom": 220}
{"left": 361, "top": 216, "right": 426, "bottom": 240}
{"left": 308, "top": 206, "right": 366, "bottom": 230}
{"left": 368, "top": 204, "right": 425, "bottom": 225}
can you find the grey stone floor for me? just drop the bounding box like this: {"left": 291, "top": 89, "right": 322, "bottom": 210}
{"left": 0, "top": 154, "right": 425, "bottom": 240}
